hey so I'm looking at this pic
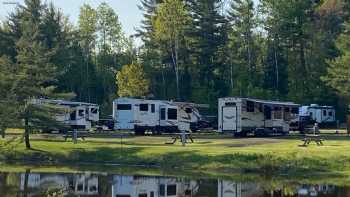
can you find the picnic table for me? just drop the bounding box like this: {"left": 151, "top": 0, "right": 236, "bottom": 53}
{"left": 165, "top": 132, "right": 194, "bottom": 145}
{"left": 63, "top": 131, "right": 89, "bottom": 141}
{"left": 301, "top": 134, "right": 324, "bottom": 146}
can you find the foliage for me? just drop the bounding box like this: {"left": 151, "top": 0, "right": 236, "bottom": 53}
{"left": 322, "top": 21, "right": 350, "bottom": 97}
{"left": 116, "top": 63, "right": 150, "bottom": 98}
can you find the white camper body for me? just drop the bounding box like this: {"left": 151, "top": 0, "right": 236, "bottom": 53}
{"left": 218, "top": 97, "right": 299, "bottom": 136}
{"left": 113, "top": 98, "right": 203, "bottom": 134}
{"left": 299, "top": 104, "right": 336, "bottom": 125}
{"left": 34, "top": 99, "right": 99, "bottom": 130}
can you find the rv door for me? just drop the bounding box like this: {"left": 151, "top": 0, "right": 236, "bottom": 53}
{"left": 222, "top": 105, "right": 237, "bottom": 131}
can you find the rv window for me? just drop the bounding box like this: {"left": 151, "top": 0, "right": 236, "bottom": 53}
{"left": 258, "top": 104, "right": 263, "bottom": 112}
{"left": 284, "top": 107, "right": 290, "bottom": 112}
{"left": 167, "top": 185, "right": 177, "bottom": 195}
{"left": 140, "top": 104, "right": 148, "bottom": 111}
{"left": 225, "top": 102, "right": 236, "bottom": 106}
{"left": 246, "top": 101, "right": 255, "bottom": 112}
{"left": 323, "top": 110, "right": 327, "bottom": 116}
{"left": 78, "top": 110, "right": 84, "bottom": 117}
{"left": 273, "top": 107, "right": 282, "bottom": 119}
{"left": 85, "top": 108, "right": 89, "bottom": 115}
{"left": 264, "top": 106, "right": 272, "bottom": 120}
{"left": 116, "top": 195, "right": 131, "bottom": 197}
{"left": 150, "top": 192, "right": 154, "bottom": 197}
{"left": 159, "top": 184, "right": 165, "bottom": 195}
{"left": 161, "top": 108, "right": 166, "bottom": 120}
{"left": 291, "top": 107, "right": 299, "bottom": 114}
{"left": 185, "top": 108, "right": 193, "bottom": 113}
{"left": 70, "top": 111, "right": 76, "bottom": 120}
{"left": 329, "top": 111, "right": 333, "bottom": 116}
{"left": 151, "top": 104, "right": 155, "bottom": 113}
{"left": 138, "top": 194, "right": 147, "bottom": 197}
{"left": 117, "top": 104, "right": 132, "bottom": 110}
{"left": 91, "top": 108, "right": 98, "bottom": 114}
{"left": 168, "top": 108, "right": 177, "bottom": 120}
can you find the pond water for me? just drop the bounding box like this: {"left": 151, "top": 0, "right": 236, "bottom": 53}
{"left": 0, "top": 169, "right": 348, "bottom": 197}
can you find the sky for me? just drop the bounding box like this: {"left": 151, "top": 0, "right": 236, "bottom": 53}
{"left": 0, "top": 0, "right": 143, "bottom": 37}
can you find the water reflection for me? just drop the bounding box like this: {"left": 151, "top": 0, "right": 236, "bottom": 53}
{"left": 0, "top": 171, "right": 345, "bottom": 197}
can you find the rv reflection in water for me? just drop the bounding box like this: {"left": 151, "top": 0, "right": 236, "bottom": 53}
{"left": 112, "top": 175, "right": 198, "bottom": 197}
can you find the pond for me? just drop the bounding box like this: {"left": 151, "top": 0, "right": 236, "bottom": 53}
{"left": 0, "top": 167, "right": 348, "bottom": 197}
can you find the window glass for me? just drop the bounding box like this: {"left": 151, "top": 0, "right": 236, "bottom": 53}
{"left": 167, "top": 185, "right": 177, "bottom": 195}
{"left": 159, "top": 184, "right": 165, "bottom": 196}
{"left": 273, "top": 107, "right": 282, "bottom": 119}
{"left": 246, "top": 101, "right": 255, "bottom": 112}
{"left": 329, "top": 111, "right": 333, "bottom": 116}
{"left": 168, "top": 108, "right": 177, "bottom": 120}
{"left": 78, "top": 110, "right": 84, "bottom": 117}
{"left": 140, "top": 104, "right": 149, "bottom": 111}
{"left": 138, "top": 194, "right": 147, "bottom": 197}
{"left": 150, "top": 192, "right": 154, "bottom": 197}
{"left": 291, "top": 107, "right": 299, "bottom": 114}
{"left": 160, "top": 108, "right": 166, "bottom": 120}
{"left": 70, "top": 111, "right": 76, "bottom": 120}
{"left": 323, "top": 110, "right": 327, "bottom": 116}
{"left": 264, "top": 106, "right": 272, "bottom": 120}
{"left": 116, "top": 195, "right": 131, "bottom": 197}
{"left": 91, "top": 108, "right": 98, "bottom": 114}
{"left": 284, "top": 107, "right": 290, "bottom": 112}
{"left": 151, "top": 104, "right": 155, "bottom": 113}
{"left": 117, "top": 104, "right": 132, "bottom": 110}
{"left": 225, "top": 102, "right": 236, "bottom": 106}
{"left": 185, "top": 108, "right": 193, "bottom": 113}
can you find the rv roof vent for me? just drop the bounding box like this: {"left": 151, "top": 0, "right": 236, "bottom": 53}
{"left": 310, "top": 104, "right": 319, "bottom": 107}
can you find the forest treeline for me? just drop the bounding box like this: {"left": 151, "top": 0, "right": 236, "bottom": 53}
{"left": 1, "top": 0, "right": 350, "bottom": 118}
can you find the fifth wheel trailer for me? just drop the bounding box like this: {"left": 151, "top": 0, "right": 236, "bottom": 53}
{"left": 112, "top": 98, "right": 205, "bottom": 134}
{"left": 218, "top": 97, "right": 299, "bottom": 136}
{"left": 33, "top": 99, "right": 99, "bottom": 131}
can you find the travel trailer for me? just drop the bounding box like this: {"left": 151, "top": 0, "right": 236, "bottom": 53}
{"left": 33, "top": 99, "right": 99, "bottom": 131}
{"left": 218, "top": 97, "right": 299, "bottom": 136}
{"left": 299, "top": 104, "right": 336, "bottom": 126}
{"left": 113, "top": 98, "right": 204, "bottom": 134}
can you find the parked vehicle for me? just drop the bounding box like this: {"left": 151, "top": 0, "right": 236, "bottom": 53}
{"left": 299, "top": 104, "right": 336, "bottom": 127}
{"left": 218, "top": 97, "right": 299, "bottom": 137}
{"left": 34, "top": 99, "right": 99, "bottom": 131}
{"left": 112, "top": 98, "right": 205, "bottom": 135}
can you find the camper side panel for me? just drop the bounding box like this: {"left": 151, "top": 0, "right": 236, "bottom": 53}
{"left": 240, "top": 100, "right": 264, "bottom": 131}
{"left": 113, "top": 99, "right": 135, "bottom": 130}
{"left": 218, "top": 98, "right": 242, "bottom": 133}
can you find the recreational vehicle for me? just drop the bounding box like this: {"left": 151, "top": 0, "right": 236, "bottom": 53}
{"left": 218, "top": 97, "right": 299, "bottom": 136}
{"left": 34, "top": 99, "right": 99, "bottom": 131}
{"left": 113, "top": 98, "right": 204, "bottom": 134}
{"left": 299, "top": 104, "right": 336, "bottom": 126}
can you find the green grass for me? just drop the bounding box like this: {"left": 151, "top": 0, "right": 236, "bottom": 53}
{"left": 2, "top": 133, "right": 350, "bottom": 177}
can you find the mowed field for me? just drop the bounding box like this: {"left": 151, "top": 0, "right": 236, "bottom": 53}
{"left": 2, "top": 129, "right": 350, "bottom": 176}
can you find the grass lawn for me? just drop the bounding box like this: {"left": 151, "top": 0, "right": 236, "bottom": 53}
{"left": 2, "top": 131, "right": 350, "bottom": 177}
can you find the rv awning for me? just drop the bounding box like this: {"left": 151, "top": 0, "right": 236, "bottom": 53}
{"left": 245, "top": 98, "right": 299, "bottom": 107}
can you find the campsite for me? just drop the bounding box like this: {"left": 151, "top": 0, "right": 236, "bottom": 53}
{"left": 1, "top": 0, "right": 350, "bottom": 196}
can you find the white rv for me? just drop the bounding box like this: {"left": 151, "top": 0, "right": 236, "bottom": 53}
{"left": 113, "top": 98, "right": 203, "bottom": 134}
{"left": 299, "top": 104, "right": 336, "bottom": 126}
{"left": 218, "top": 97, "right": 299, "bottom": 136}
{"left": 34, "top": 99, "right": 99, "bottom": 131}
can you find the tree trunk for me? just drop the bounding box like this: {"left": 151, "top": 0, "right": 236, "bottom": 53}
{"left": 171, "top": 40, "right": 180, "bottom": 100}
{"left": 0, "top": 126, "right": 5, "bottom": 138}
{"left": 24, "top": 117, "right": 31, "bottom": 149}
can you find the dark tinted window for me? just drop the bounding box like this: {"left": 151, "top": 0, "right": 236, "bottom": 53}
{"left": 150, "top": 192, "right": 154, "bottom": 197}
{"left": 151, "top": 104, "right": 155, "bottom": 113}
{"left": 329, "top": 111, "right": 333, "bottom": 116}
{"left": 70, "top": 111, "right": 76, "bottom": 120}
{"left": 161, "top": 108, "right": 166, "bottom": 120}
{"left": 185, "top": 108, "right": 192, "bottom": 113}
{"left": 91, "top": 108, "right": 98, "bottom": 114}
{"left": 168, "top": 108, "right": 177, "bottom": 120}
{"left": 138, "top": 194, "right": 147, "bottom": 197}
{"left": 78, "top": 110, "right": 84, "bottom": 116}
{"left": 116, "top": 195, "right": 131, "bottom": 197}
{"left": 323, "top": 110, "right": 327, "bottom": 116}
{"left": 291, "top": 107, "right": 299, "bottom": 114}
{"left": 167, "top": 185, "right": 177, "bottom": 195}
{"left": 140, "top": 104, "right": 148, "bottom": 111}
{"left": 225, "top": 102, "right": 236, "bottom": 106}
{"left": 264, "top": 106, "right": 272, "bottom": 120}
{"left": 160, "top": 184, "right": 165, "bottom": 195}
{"left": 117, "top": 104, "right": 132, "bottom": 110}
{"left": 284, "top": 107, "right": 290, "bottom": 112}
{"left": 246, "top": 101, "right": 255, "bottom": 112}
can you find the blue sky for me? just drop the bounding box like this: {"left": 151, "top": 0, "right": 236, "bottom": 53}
{"left": 0, "top": 0, "right": 143, "bottom": 37}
